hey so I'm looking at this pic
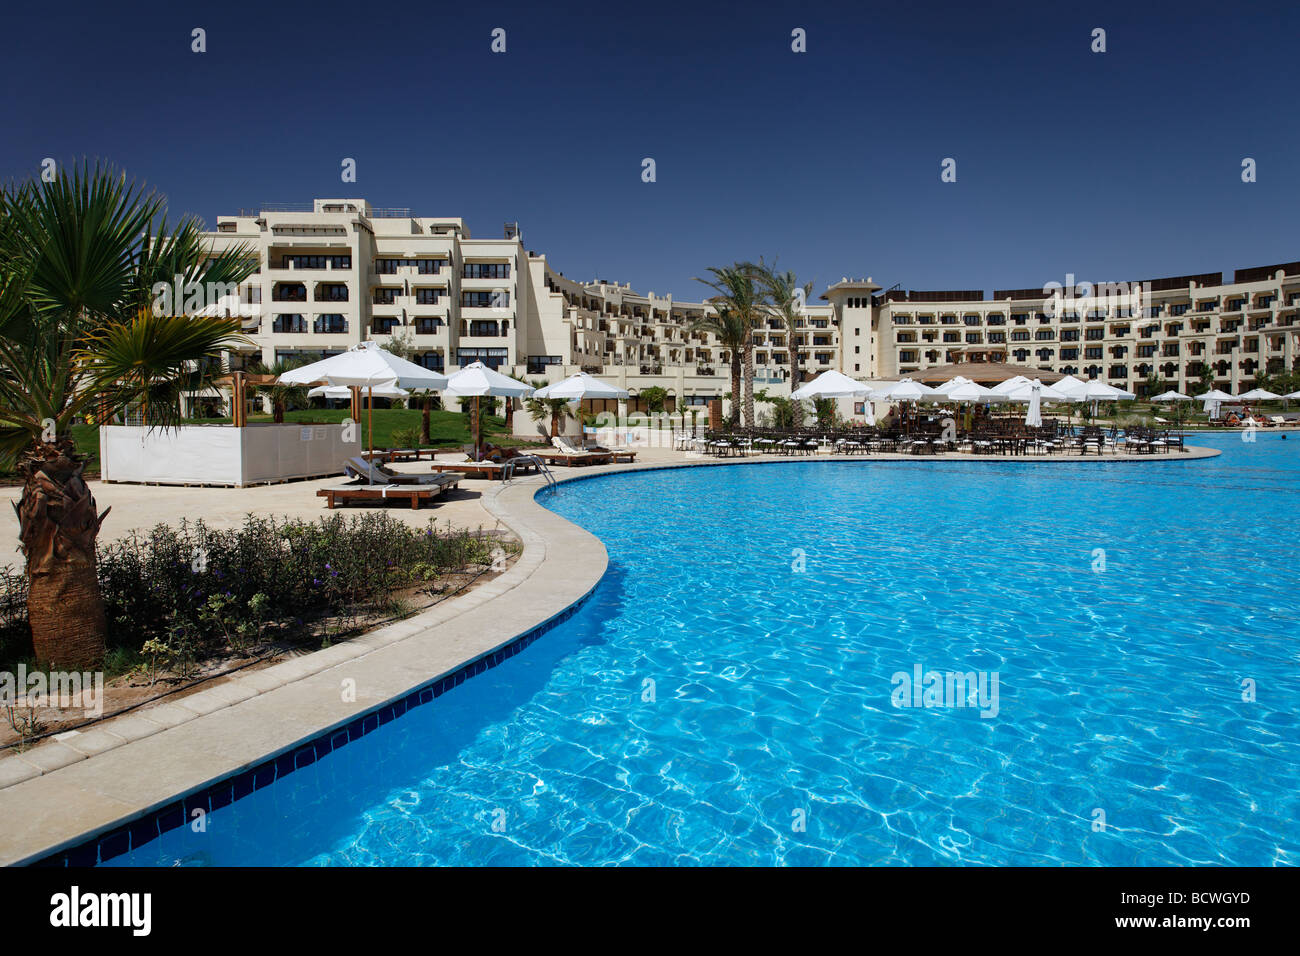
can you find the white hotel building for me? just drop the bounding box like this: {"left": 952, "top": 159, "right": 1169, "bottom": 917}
{"left": 205, "top": 198, "right": 1300, "bottom": 415}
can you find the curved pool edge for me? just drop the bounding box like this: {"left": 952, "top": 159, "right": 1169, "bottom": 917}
{"left": 0, "top": 474, "right": 609, "bottom": 867}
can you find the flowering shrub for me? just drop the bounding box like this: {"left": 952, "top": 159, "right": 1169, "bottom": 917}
{"left": 1, "top": 514, "right": 508, "bottom": 669}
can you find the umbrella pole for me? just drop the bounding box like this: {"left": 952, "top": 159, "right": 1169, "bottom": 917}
{"left": 474, "top": 395, "right": 481, "bottom": 460}
{"left": 367, "top": 385, "right": 374, "bottom": 483}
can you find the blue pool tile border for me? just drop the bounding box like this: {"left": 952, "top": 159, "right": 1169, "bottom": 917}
{"left": 33, "top": 590, "right": 594, "bottom": 868}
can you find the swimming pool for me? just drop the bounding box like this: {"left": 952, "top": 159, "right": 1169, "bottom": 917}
{"left": 99, "top": 434, "right": 1299, "bottom": 865}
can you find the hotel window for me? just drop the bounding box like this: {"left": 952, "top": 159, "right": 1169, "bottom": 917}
{"left": 527, "top": 355, "right": 562, "bottom": 374}
{"left": 1170, "top": 303, "right": 1189, "bottom": 316}
{"left": 313, "top": 314, "right": 347, "bottom": 334}
{"left": 317, "top": 283, "right": 349, "bottom": 302}
{"left": 1060, "top": 347, "right": 1079, "bottom": 360}
{"left": 414, "top": 317, "right": 444, "bottom": 334}
{"left": 272, "top": 314, "right": 307, "bottom": 334}
{"left": 461, "top": 290, "right": 508, "bottom": 308}
{"left": 463, "top": 262, "right": 511, "bottom": 279}
{"left": 414, "top": 289, "right": 443, "bottom": 304}
{"left": 284, "top": 254, "right": 350, "bottom": 270}
{"left": 1084, "top": 346, "right": 1103, "bottom": 359}
{"left": 457, "top": 347, "right": 508, "bottom": 369}
{"left": 416, "top": 352, "right": 445, "bottom": 371}
{"left": 273, "top": 283, "right": 307, "bottom": 302}
{"left": 373, "top": 288, "right": 398, "bottom": 304}
{"left": 372, "top": 316, "right": 400, "bottom": 334}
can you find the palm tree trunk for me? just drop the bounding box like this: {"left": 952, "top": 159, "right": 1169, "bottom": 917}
{"left": 743, "top": 334, "right": 756, "bottom": 428}
{"left": 788, "top": 321, "right": 804, "bottom": 428}
{"left": 505, "top": 398, "right": 514, "bottom": 434}
{"left": 14, "top": 442, "right": 109, "bottom": 668}
{"left": 421, "top": 396, "right": 432, "bottom": 444}
{"left": 729, "top": 353, "right": 742, "bottom": 426}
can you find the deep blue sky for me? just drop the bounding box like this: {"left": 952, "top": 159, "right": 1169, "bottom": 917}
{"left": 2, "top": 0, "right": 1297, "bottom": 300}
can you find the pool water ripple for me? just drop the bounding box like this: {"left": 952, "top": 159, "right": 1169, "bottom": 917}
{"left": 105, "top": 435, "right": 1299, "bottom": 866}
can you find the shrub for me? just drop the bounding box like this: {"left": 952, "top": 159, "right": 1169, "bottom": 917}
{"left": 392, "top": 425, "right": 421, "bottom": 449}
{"left": 1, "top": 514, "right": 509, "bottom": 671}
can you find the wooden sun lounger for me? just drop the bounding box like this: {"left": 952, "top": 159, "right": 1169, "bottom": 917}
{"left": 432, "top": 461, "right": 505, "bottom": 480}
{"left": 536, "top": 450, "right": 613, "bottom": 466}
{"left": 317, "top": 480, "right": 459, "bottom": 510}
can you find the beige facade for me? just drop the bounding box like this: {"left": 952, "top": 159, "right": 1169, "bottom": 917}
{"left": 203, "top": 200, "right": 1299, "bottom": 417}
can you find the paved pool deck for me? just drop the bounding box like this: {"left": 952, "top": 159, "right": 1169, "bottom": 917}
{"left": 0, "top": 442, "right": 1220, "bottom": 866}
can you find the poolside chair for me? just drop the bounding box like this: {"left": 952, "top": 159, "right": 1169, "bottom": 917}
{"left": 343, "top": 457, "right": 462, "bottom": 489}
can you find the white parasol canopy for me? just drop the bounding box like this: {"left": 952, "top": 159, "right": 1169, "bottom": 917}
{"left": 532, "top": 371, "right": 629, "bottom": 401}
{"left": 444, "top": 362, "right": 536, "bottom": 459}
{"left": 1237, "top": 388, "right": 1282, "bottom": 401}
{"left": 869, "top": 377, "right": 940, "bottom": 402}
{"left": 277, "top": 341, "right": 449, "bottom": 390}
{"left": 790, "top": 369, "right": 873, "bottom": 400}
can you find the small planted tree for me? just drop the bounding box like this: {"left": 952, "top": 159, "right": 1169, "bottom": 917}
{"left": 526, "top": 380, "right": 576, "bottom": 437}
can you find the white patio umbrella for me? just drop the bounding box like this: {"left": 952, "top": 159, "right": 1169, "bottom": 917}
{"left": 1048, "top": 375, "right": 1088, "bottom": 397}
{"left": 791, "top": 369, "right": 874, "bottom": 427}
{"left": 277, "top": 341, "right": 450, "bottom": 471}
{"left": 277, "top": 341, "right": 449, "bottom": 390}
{"left": 1285, "top": 389, "right": 1300, "bottom": 400}
{"left": 1151, "top": 388, "right": 1193, "bottom": 426}
{"left": 790, "top": 369, "right": 871, "bottom": 399}
{"left": 1237, "top": 388, "right": 1282, "bottom": 401}
{"left": 1001, "top": 381, "right": 1073, "bottom": 402}
{"left": 1197, "top": 388, "right": 1236, "bottom": 421}
{"left": 989, "top": 375, "right": 1034, "bottom": 395}
{"left": 868, "top": 378, "right": 940, "bottom": 402}
{"left": 532, "top": 371, "right": 629, "bottom": 401}
{"left": 444, "top": 361, "right": 536, "bottom": 459}
{"left": 1070, "top": 380, "right": 1136, "bottom": 402}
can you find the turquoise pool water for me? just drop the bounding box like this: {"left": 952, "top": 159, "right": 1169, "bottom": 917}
{"left": 104, "top": 434, "right": 1299, "bottom": 865}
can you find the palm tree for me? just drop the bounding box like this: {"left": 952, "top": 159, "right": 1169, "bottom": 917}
{"left": 696, "top": 264, "right": 765, "bottom": 428}
{"left": 525, "top": 379, "right": 576, "bottom": 437}
{"left": 505, "top": 371, "right": 533, "bottom": 434}
{"left": 0, "top": 164, "right": 255, "bottom": 667}
{"left": 250, "top": 357, "right": 310, "bottom": 423}
{"left": 689, "top": 305, "right": 747, "bottom": 426}
{"left": 749, "top": 259, "right": 812, "bottom": 427}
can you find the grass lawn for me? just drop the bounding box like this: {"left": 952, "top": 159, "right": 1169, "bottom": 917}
{"left": 3, "top": 409, "right": 544, "bottom": 482}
